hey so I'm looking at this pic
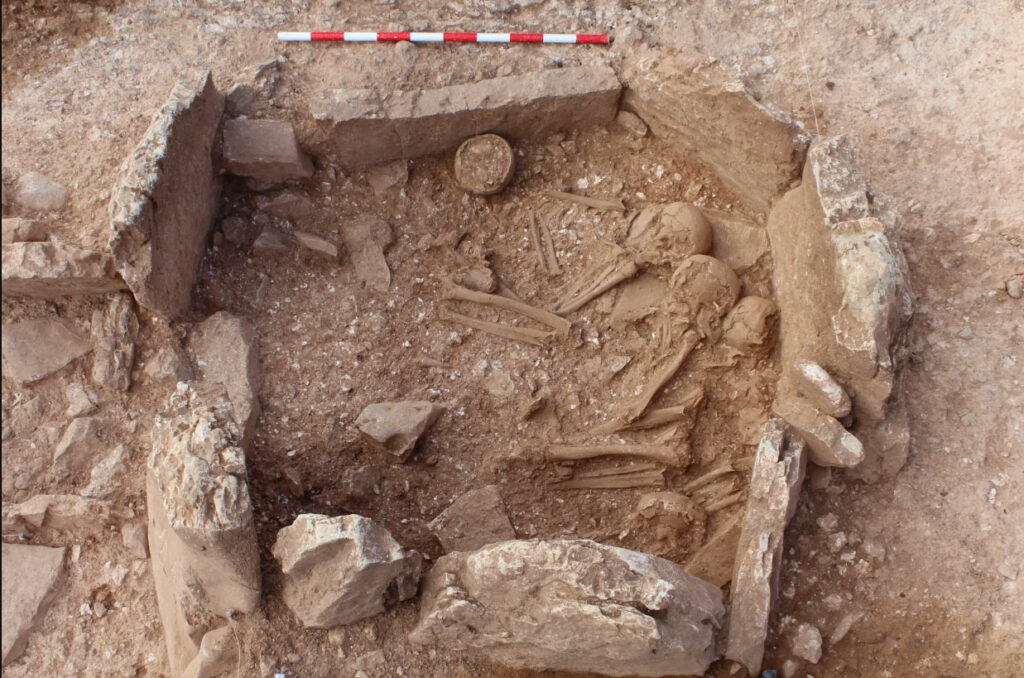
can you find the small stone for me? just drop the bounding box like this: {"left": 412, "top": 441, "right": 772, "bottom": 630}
{"left": 861, "top": 538, "right": 886, "bottom": 563}
{"left": 1005, "top": 273, "right": 1023, "bottom": 299}
{"left": 121, "top": 521, "right": 149, "bottom": 559}
{"left": 65, "top": 382, "right": 98, "bottom": 418}
{"left": 272, "top": 513, "right": 422, "bottom": 628}
{"left": 258, "top": 191, "right": 315, "bottom": 221}
{"left": 365, "top": 159, "right": 409, "bottom": 195}
{"left": 790, "top": 359, "right": 852, "bottom": 418}
{"left": 220, "top": 216, "right": 251, "bottom": 246}
{"left": 1, "top": 543, "right": 65, "bottom": 665}
{"left": 144, "top": 346, "right": 193, "bottom": 382}
{"left": 454, "top": 266, "right": 497, "bottom": 293}
{"left": 483, "top": 369, "right": 515, "bottom": 398}
{"left": 395, "top": 40, "right": 418, "bottom": 68}
{"left": 222, "top": 118, "right": 314, "bottom": 182}
{"left": 781, "top": 660, "right": 801, "bottom": 678}
{"left": 454, "top": 134, "right": 515, "bottom": 196}
{"left": 790, "top": 623, "right": 823, "bottom": 664}
{"left": 13, "top": 172, "right": 68, "bottom": 211}
{"left": 53, "top": 417, "right": 106, "bottom": 476}
{"left": 816, "top": 513, "right": 839, "bottom": 531}
{"left": 1, "top": 218, "right": 46, "bottom": 243}
{"left": 722, "top": 297, "right": 778, "bottom": 353}
{"left": 355, "top": 401, "right": 444, "bottom": 461}
{"left": 828, "top": 612, "right": 860, "bottom": 647}
{"left": 773, "top": 395, "right": 864, "bottom": 467}
{"left": 1, "top": 494, "right": 126, "bottom": 535}
{"left": 342, "top": 216, "right": 393, "bottom": 292}
{"left": 251, "top": 226, "right": 291, "bottom": 255}
{"left": 82, "top": 444, "right": 128, "bottom": 499}
{"left": 428, "top": 485, "right": 516, "bottom": 553}
{"left": 615, "top": 110, "right": 648, "bottom": 136}
{"left": 1, "top": 318, "right": 91, "bottom": 384}
{"left": 293, "top": 231, "right": 339, "bottom": 258}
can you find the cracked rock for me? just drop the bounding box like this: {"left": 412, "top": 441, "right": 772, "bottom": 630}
{"left": 428, "top": 485, "right": 515, "bottom": 553}
{"left": 355, "top": 400, "right": 444, "bottom": 461}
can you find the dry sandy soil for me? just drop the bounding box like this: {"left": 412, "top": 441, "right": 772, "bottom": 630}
{"left": 2, "top": 1, "right": 1022, "bottom": 677}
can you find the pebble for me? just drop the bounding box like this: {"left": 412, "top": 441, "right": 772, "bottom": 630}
{"left": 14, "top": 171, "right": 68, "bottom": 211}
{"left": 1005, "top": 273, "right": 1023, "bottom": 299}
{"left": 816, "top": 513, "right": 839, "bottom": 531}
{"left": 790, "top": 623, "right": 823, "bottom": 664}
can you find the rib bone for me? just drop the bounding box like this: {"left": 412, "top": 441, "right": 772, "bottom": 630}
{"left": 547, "top": 444, "right": 682, "bottom": 466}
{"left": 552, "top": 249, "right": 639, "bottom": 314}
{"left": 445, "top": 282, "right": 571, "bottom": 336}
{"left": 442, "top": 309, "right": 554, "bottom": 346}
{"left": 544, "top": 190, "right": 626, "bottom": 213}
{"left": 624, "top": 329, "right": 701, "bottom": 422}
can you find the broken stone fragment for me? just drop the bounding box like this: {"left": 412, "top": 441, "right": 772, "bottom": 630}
{"left": 773, "top": 395, "right": 864, "bottom": 467}
{"left": 180, "top": 626, "right": 238, "bottom": 678}
{"left": 454, "top": 134, "right": 516, "bottom": 196}
{"left": 615, "top": 109, "right": 648, "bottom": 136}
{"left": 790, "top": 623, "right": 823, "bottom": 664}
{"left": 1, "top": 543, "right": 65, "bottom": 666}
{"left": 704, "top": 208, "right": 770, "bottom": 271}
{"left": 341, "top": 215, "right": 393, "bottom": 292}
{"left": 251, "top": 226, "right": 291, "bottom": 255}
{"left": 65, "top": 381, "right": 99, "bottom": 418}
{"left": 1, "top": 242, "right": 127, "bottom": 298}
{"left": 13, "top": 171, "right": 68, "bottom": 211}
{"left": 1, "top": 317, "right": 92, "bottom": 384}
{"left": 257, "top": 191, "right": 315, "bottom": 221}
{"left": 364, "top": 159, "right": 409, "bottom": 196}
{"left": 144, "top": 346, "right": 193, "bottom": 383}
{"left": 91, "top": 292, "right": 139, "bottom": 392}
{"left": 1, "top": 494, "right": 127, "bottom": 535}
{"left": 188, "top": 312, "right": 260, "bottom": 449}
{"left": 53, "top": 416, "right": 106, "bottom": 476}
{"left": 273, "top": 513, "right": 422, "bottom": 628}
{"left": 147, "top": 403, "right": 260, "bottom": 676}
{"left": 82, "top": 444, "right": 128, "bottom": 499}
{"left": 121, "top": 521, "right": 150, "bottom": 559}
{"left": 355, "top": 401, "right": 444, "bottom": 462}
{"left": 684, "top": 512, "right": 743, "bottom": 587}
{"left": 222, "top": 118, "right": 314, "bottom": 181}
{"left": 309, "top": 65, "right": 621, "bottom": 168}
{"left": 109, "top": 70, "right": 224, "bottom": 319}
{"left": 293, "top": 230, "right": 339, "bottom": 258}
{"left": 790, "top": 359, "right": 852, "bottom": 418}
{"left": 410, "top": 539, "right": 725, "bottom": 677}
{"left": 454, "top": 266, "right": 497, "bottom": 294}
{"left": 721, "top": 296, "right": 779, "bottom": 353}
{"left": 1, "top": 217, "right": 46, "bottom": 243}
{"left": 725, "top": 418, "right": 806, "bottom": 675}
{"left": 428, "top": 485, "right": 516, "bottom": 553}
{"left": 628, "top": 491, "right": 706, "bottom": 561}
{"left": 219, "top": 216, "right": 251, "bottom": 246}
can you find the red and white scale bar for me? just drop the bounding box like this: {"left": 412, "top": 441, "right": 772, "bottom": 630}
{"left": 278, "top": 31, "right": 610, "bottom": 44}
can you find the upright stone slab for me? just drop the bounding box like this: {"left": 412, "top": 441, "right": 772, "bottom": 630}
{"left": 109, "top": 71, "right": 224, "bottom": 319}
{"left": 766, "top": 136, "right": 913, "bottom": 482}
{"left": 725, "top": 419, "right": 806, "bottom": 675}
{"left": 308, "top": 66, "right": 621, "bottom": 168}
{"left": 2, "top": 242, "right": 127, "bottom": 298}
{"left": 622, "top": 48, "right": 809, "bottom": 213}
{"left": 91, "top": 292, "right": 139, "bottom": 392}
{"left": 147, "top": 402, "right": 260, "bottom": 676}
{"left": 410, "top": 539, "right": 725, "bottom": 677}
{"left": 222, "top": 119, "right": 315, "bottom": 181}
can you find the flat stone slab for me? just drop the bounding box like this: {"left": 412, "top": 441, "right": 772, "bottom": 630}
{"left": 428, "top": 485, "right": 516, "bottom": 553}
{"left": 411, "top": 539, "right": 725, "bottom": 677}
{"left": 2, "top": 318, "right": 92, "bottom": 384}
{"left": 2, "top": 543, "right": 65, "bottom": 666}
{"left": 309, "top": 65, "right": 621, "bottom": 168}
{"left": 109, "top": 70, "right": 224, "bottom": 318}
{"left": 2, "top": 242, "right": 127, "bottom": 298}
{"left": 222, "top": 118, "right": 314, "bottom": 182}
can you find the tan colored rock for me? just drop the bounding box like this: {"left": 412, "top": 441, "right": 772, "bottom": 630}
{"left": 1, "top": 494, "right": 127, "bottom": 535}
{"left": 257, "top": 191, "right": 315, "bottom": 221}
{"left": 109, "top": 71, "right": 224, "bottom": 319}
{"left": 250, "top": 226, "right": 291, "bottom": 255}
{"left": 1, "top": 217, "right": 46, "bottom": 243}
{"left": 91, "top": 292, "right": 138, "bottom": 391}
{"left": 355, "top": 400, "right": 444, "bottom": 461}
{"left": 722, "top": 296, "right": 779, "bottom": 353}
{"left": 13, "top": 172, "right": 67, "bottom": 212}
{"left": 791, "top": 359, "right": 852, "bottom": 418}
{"left": 1, "top": 242, "right": 127, "bottom": 298}
{"left": 65, "top": 381, "right": 98, "bottom": 418}
{"left": 410, "top": 539, "right": 725, "bottom": 677}
{"left": 622, "top": 49, "right": 808, "bottom": 212}
{"left": 222, "top": 118, "right": 314, "bottom": 181}
{"left": 629, "top": 491, "right": 706, "bottom": 561}
{"left": 1, "top": 317, "right": 91, "bottom": 384}
{"left": 53, "top": 417, "right": 106, "bottom": 476}
{"left": 188, "top": 312, "right": 260, "bottom": 449}
{"left": 428, "top": 485, "right": 516, "bottom": 553}
{"left": 685, "top": 512, "right": 742, "bottom": 587}
{"left": 773, "top": 395, "right": 864, "bottom": 467}
{"left": 309, "top": 66, "right": 621, "bottom": 168}
{"left": 1, "top": 543, "right": 65, "bottom": 666}
{"left": 272, "top": 513, "right": 421, "bottom": 628}
{"left": 180, "top": 626, "right": 238, "bottom": 678}
{"left": 341, "top": 216, "right": 393, "bottom": 292}
{"left": 704, "top": 208, "right": 771, "bottom": 270}
{"left": 82, "top": 444, "right": 128, "bottom": 499}
{"left": 364, "top": 159, "right": 409, "bottom": 196}
{"left": 121, "top": 521, "right": 150, "bottom": 559}
{"left": 766, "top": 136, "right": 912, "bottom": 482}
{"left": 147, "top": 403, "right": 260, "bottom": 676}
{"left": 293, "top": 230, "right": 339, "bottom": 258}
{"left": 726, "top": 418, "right": 806, "bottom": 675}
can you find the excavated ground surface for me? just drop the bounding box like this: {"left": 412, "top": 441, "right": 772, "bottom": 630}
{"left": 3, "top": 1, "right": 1023, "bottom": 677}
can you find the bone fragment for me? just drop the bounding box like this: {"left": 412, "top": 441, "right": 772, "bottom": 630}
{"left": 552, "top": 256, "right": 639, "bottom": 314}
{"left": 550, "top": 468, "right": 665, "bottom": 490}
{"left": 597, "top": 385, "right": 705, "bottom": 434}
{"left": 445, "top": 282, "right": 570, "bottom": 336}
{"left": 624, "top": 330, "right": 701, "bottom": 422}
{"left": 529, "top": 212, "right": 562, "bottom": 276}
{"left": 548, "top": 444, "right": 682, "bottom": 466}
{"left": 544, "top": 190, "right": 626, "bottom": 212}
{"left": 682, "top": 464, "right": 735, "bottom": 493}
{"left": 704, "top": 491, "right": 744, "bottom": 513}
{"left": 442, "top": 309, "right": 553, "bottom": 346}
